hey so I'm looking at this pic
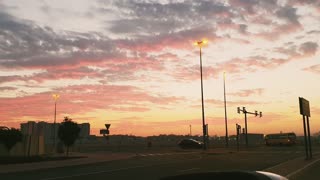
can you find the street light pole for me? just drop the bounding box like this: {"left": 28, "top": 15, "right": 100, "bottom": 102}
{"left": 199, "top": 46, "right": 206, "bottom": 150}
{"left": 194, "top": 39, "right": 208, "bottom": 150}
{"left": 52, "top": 94, "right": 60, "bottom": 152}
{"left": 223, "top": 72, "right": 228, "bottom": 148}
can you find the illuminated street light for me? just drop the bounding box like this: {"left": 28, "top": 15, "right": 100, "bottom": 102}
{"left": 52, "top": 94, "right": 60, "bottom": 152}
{"left": 194, "top": 39, "right": 208, "bottom": 150}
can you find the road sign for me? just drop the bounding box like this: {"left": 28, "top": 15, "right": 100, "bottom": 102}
{"left": 299, "top": 97, "right": 310, "bottom": 117}
{"left": 105, "top": 124, "right": 111, "bottom": 130}
{"left": 100, "top": 129, "right": 109, "bottom": 134}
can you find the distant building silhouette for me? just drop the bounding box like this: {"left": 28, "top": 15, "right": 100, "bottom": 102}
{"left": 20, "top": 121, "right": 90, "bottom": 145}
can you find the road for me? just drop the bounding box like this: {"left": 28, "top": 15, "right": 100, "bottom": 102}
{"left": 290, "top": 158, "right": 320, "bottom": 180}
{"left": 1, "top": 145, "right": 313, "bottom": 180}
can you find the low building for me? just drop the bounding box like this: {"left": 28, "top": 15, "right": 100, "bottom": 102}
{"left": 239, "top": 133, "right": 264, "bottom": 145}
{"left": 20, "top": 121, "right": 90, "bottom": 145}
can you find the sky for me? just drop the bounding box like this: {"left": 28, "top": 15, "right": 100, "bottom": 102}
{"left": 0, "top": 0, "right": 319, "bottom": 137}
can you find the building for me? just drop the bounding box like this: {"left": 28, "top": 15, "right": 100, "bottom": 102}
{"left": 20, "top": 121, "right": 90, "bottom": 145}
{"left": 239, "top": 133, "right": 264, "bottom": 145}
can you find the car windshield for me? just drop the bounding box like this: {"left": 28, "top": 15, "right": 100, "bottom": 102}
{"left": 0, "top": 1, "right": 319, "bottom": 180}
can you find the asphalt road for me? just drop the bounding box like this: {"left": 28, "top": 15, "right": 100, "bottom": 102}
{"left": 290, "top": 158, "right": 320, "bottom": 180}
{"left": 0, "top": 146, "right": 309, "bottom": 180}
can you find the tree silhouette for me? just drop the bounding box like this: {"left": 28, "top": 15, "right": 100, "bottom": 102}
{"left": 58, "top": 117, "right": 80, "bottom": 156}
{"left": 0, "top": 128, "right": 22, "bottom": 154}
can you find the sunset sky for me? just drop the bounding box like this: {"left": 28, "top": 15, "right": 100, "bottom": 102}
{"left": 0, "top": 0, "right": 319, "bottom": 137}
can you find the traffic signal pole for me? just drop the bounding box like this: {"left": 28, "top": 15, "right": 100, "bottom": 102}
{"left": 236, "top": 124, "right": 241, "bottom": 151}
{"left": 237, "top": 107, "right": 262, "bottom": 147}
{"left": 244, "top": 112, "right": 248, "bottom": 147}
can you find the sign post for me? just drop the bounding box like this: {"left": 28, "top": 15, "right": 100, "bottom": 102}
{"left": 299, "top": 97, "right": 312, "bottom": 160}
{"left": 100, "top": 124, "right": 111, "bottom": 142}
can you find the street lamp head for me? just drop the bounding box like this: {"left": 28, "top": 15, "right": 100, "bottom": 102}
{"left": 52, "top": 94, "right": 60, "bottom": 101}
{"left": 193, "top": 39, "right": 208, "bottom": 47}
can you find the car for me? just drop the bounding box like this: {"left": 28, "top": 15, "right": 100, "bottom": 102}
{"left": 177, "top": 139, "right": 203, "bottom": 149}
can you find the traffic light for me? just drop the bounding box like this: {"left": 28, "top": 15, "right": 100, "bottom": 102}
{"left": 237, "top": 107, "right": 241, "bottom": 114}
{"left": 236, "top": 124, "right": 241, "bottom": 135}
{"left": 260, "top": 112, "right": 262, "bottom": 117}
{"left": 242, "top": 107, "right": 246, "bottom": 113}
{"left": 255, "top": 110, "right": 258, "bottom": 116}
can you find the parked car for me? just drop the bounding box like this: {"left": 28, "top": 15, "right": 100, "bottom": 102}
{"left": 177, "top": 139, "right": 203, "bottom": 149}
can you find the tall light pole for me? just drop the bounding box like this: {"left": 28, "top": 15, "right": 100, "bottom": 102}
{"left": 52, "top": 94, "right": 60, "bottom": 152}
{"left": 223, "top": 72, "right": 229, "bottom": 148}
{"left": 194, "top": 39, "right": 208, "bottom": 150}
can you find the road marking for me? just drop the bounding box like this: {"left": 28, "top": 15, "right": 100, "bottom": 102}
{"left": 263, "top": 156, "right": 302, "bottom": 171}
{"left": 137, "top": 151, "right": 197, "bottom": 157}
{"left": 178, "top": 168, "right": 200, "bottom": 173}
{"left": 286, "top": 158, "right": 320, "bottom": 178}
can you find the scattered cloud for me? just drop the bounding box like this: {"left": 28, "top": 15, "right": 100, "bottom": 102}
{"left": 1, "top": 0, "right": 320, "bottom": 136}
{"left": 204, "top": 98, "right": 263, "bottom": 107}
{"left": 299, "top": 42, "right": 319, "bottom": 56}
{"left": 303, "top": 64, "right": 320, "bottom": 74}
{"left": 228, "top": 88, "right": 265, "bottom": 97}
{"left": 0, "top": 84, "right": 186, "bottom": 122}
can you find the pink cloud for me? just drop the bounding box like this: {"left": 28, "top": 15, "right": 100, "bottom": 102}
{"left": 227, "top": 88, "right": 264, "bottom": 97}
{"left": 205, "top": 98, "right": 263, "bottom": 107}
{"left": 156, "top": 53, "right": 180, "bottom": 61}
{"left": 0, "top": 84, "right": 185, "bottom": 126}
{"left": 171, "top": 40, "right": 318, "bottom": 82}
{"left": 116, "top": 27, "right": 220, "bottom": 52}
{"left": 303, "top": 64, "right": 320, "bottom": 74}
{"left": 0, "top": 55, "right": 166, "bottom": 84}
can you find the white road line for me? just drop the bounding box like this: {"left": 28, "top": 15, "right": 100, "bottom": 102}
{"left": 137, "top": 152, "right": 197, "bottom": 157}
{"left": 286, "top": 158, "right": 320, "bottom": 178}
{"left": 263, "top": 156, "right": 301, "bottom": 172}
{"left": 178, "top": 168, "right": 200, "bottom": 173}
{"left": 264, "top": 153, "right": 319, "bottom": 171}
